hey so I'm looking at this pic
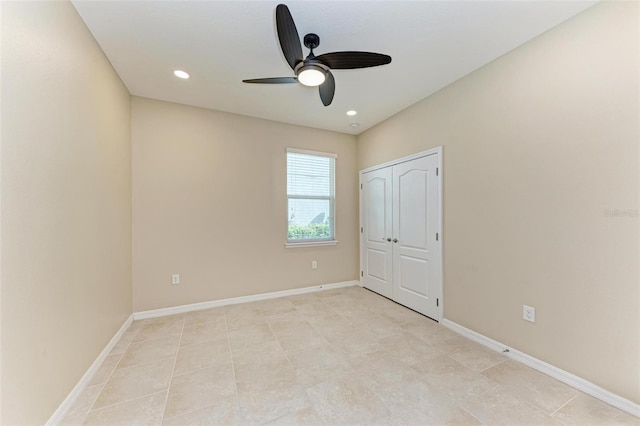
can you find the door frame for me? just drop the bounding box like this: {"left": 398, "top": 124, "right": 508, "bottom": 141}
{"left": 359, "top": 146, "right": 443, "bottom": 321}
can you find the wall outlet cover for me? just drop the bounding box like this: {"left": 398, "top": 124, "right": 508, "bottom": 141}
{"left": 523, "top": 305, "right": 535, "bottom": 323}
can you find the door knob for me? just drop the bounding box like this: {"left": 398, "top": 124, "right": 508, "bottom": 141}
{"left": 386, "top": 238, "right": 392, "bottom": 242}
{"left": 393, "top": 238, "right": 398, "bottom": 243}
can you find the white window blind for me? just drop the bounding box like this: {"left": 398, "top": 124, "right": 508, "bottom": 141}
{"left": 287, "top": 149, "right": 336, "bottom": 244}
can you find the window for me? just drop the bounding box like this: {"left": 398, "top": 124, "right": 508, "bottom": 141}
{"left": 287, "top": 148, "right": 336, "bottom": 246}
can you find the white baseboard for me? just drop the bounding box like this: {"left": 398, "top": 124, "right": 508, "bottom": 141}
{"left": 441, "top": 318, "right": 640, "bottom": 418}
{"left": 133, "top": 280, "right": 359, "bottom": 320}
{"left": 46, "top": 314, "right": 134, "bottom": 425}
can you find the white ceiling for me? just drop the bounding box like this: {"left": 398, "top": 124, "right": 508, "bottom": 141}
{"left": 71, "top": 1, "right": 596, "bottom": 135}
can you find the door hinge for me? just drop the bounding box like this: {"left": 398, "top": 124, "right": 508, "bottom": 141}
{"left": 360, "top": 183, "right": 363, "bottom": 189}
{"left": 360, "top": 227, "right": 363, "bottom": 233}
{"left": 436, "top": 232, "right": 439, "bottom": 241}
{"left": 437, "top": 298, "right": 439, "bottom": 307}
{"left": 361, "top": 271, "right": 364, "bottom": 277}
{"left": 436, "top": 168, "right": 439, "bottom": 176}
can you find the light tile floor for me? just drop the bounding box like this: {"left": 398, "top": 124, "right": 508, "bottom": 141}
{"left": 61, "top": 286, "right": 640, "bottom": 425}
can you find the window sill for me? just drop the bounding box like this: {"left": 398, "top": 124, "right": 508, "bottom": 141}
{"left": 285, "top": 240, "right": 339, "bottom": 249}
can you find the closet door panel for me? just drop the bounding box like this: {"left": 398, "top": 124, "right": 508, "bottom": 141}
{"left": 362, "top": 167, "right": 393, "bottom": 298}
{"left": 392, "top": 155, "right": 439, "bottom": 319}
{"left": 397, "top": 168, "right": 428, "bottom": 250}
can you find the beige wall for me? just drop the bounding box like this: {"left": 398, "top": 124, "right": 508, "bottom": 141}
{"left": 132, "top": 97, "right": 358, "bottom": 312}
{"left": 358, "top": 1, "right": 639, "bottom": 404}
{"left": 1, "top": 2, "right": 132, "bottom": 424}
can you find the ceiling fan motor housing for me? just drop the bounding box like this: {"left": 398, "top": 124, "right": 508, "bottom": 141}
{"left": 303, "top": 33, "right": 320, "bottom": 50}
{"left": 294, "top": 60, "right": 328, "bottom": 76}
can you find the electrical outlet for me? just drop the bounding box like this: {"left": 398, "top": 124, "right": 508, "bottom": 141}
{"left": 172, "top": 274, "right": 180, "bottom": 285}
{"left": 311, "top": 260, "right": 318, "bottom": 269}
{"left": 523, "top": 305, "right": 535, "bottom": 323}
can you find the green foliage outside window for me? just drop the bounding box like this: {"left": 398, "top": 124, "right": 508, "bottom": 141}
{"left": 288, "top": 223, "right": 330, "bottom": 240}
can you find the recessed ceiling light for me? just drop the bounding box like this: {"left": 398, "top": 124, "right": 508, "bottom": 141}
{"left": 349, "top": 123, "right": 360, "bottom": 128}
{"left": 173, "top": 70, "right": 190, "bottom": 79}
{"left": 346, "top": 110, "right": 357, "bottom": 116}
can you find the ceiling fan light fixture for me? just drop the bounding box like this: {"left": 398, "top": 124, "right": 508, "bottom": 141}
{"left": 297, "top": 65, "right": 326, "bottom": 87}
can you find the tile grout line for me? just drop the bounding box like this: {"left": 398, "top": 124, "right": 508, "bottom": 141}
{"left": 306, "top": 290, "right": 408, "bottom": 421}
{"left": 179, "top": 313, "right": 228, "bottom": 348}
{"left": 279, "top": 295, "right": 347, "bottom": 414}
{"left": 92, "top": 329, "right": 183, "bottom": 376}
{"left": 81, "top": 390, "right": 168, "bottom": 419}
{"left": 349, "top": 289, "right": 505, "bottom": 422}
{"left": 396, "top": 318, "right": 517, "bottom": 423}
{"left": 464, "top": 361, "right": 577, "bottom": 426}
{"left": 158, "top": 316, "right": 186, "bottom": 424}
{"left": 223, "top": 307, "right": 241, "bottom": 423}
{"left": 266, "top": 293, "right": 351, "bottom": 421}
{"left": 479, "top": 359, "right": 507, "bottom": 374}
{"left": 460, "top": 406, "right": 483, "bottom": 424}
{"left": 77, "top": 322, "right": 142, "bottom": 424}
{"left": 359, "top": 293, "right": 479, "bottom": 421}
{"left": 478, "top": 356, "right": 583, "bottom": 420}
{"left": 549, "top": 394, "right": 578, "bottom": 419}
{"left": 259, "top": 300, "right": 317, "bottom": 423}
{"left": 77, "top": 360, "right": 121, "bottom": 424}
{"left": 158, "top": 312, "right": 233, "bottom": 423}
{"left": 351, "top": 346, "right": 416, "bottom": 421}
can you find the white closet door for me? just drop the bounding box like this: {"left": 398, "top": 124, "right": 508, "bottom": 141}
{"left": 391, "top": 154, "right": 439, "bottom": 319}
{"left": 362, "top": 167, "right": 393, "bottom": 298}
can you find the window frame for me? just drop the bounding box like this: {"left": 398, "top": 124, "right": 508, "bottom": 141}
{"left": 286, "top": 148, "right": 338, "bottom": 248}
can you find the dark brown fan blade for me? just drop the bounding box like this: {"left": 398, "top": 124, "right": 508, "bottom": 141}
{"left": 276, "top": 4, "right": 303, "bottom": 70}
{"left": 319, "top": 71, "right": 335, "bottom": 106}
{"left": 315, "top": 52, "right": 391, "bottom": 69}
{"left": 243, "top": 77, "right": 298, "bottom": 84}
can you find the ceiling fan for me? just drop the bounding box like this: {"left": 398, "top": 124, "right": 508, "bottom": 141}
{"left": 242, "top": 4, "right": 392, "bottom": 107}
